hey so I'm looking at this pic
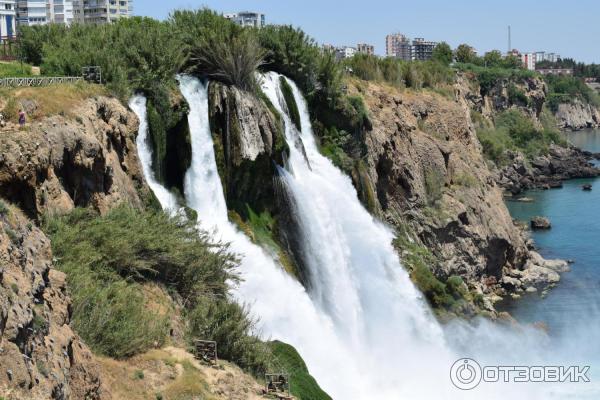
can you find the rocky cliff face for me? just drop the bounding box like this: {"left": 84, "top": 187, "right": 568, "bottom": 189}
{"left": 351, "top": 82, "right": 532, "bottom": 297}
{"left": 0, "top": 97, "right": 147, "bottom": 221}
{"left": 554, "top": 100, "right": 600, "bottom": 131}
{"left": 455, "top": 73, "right": 547, "bottom": 127}
{"left": 0, "top": 203, "right": 104, "bottom": 399}
{"left": 208, "top": 82, "right": 286, "bottom": 217}
{"left": 497, "top": 145, "right": 600, "bottom": 195}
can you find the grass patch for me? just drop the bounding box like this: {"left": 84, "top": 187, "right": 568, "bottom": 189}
{"left": 268, "top": 341, "right": 332, "bottom": 400}
{"left": 0, "top": 61, "right": 33, "bottom": 77}
{"left": 0, "top": 199, "right": 9, "bottom": 216}
{"left": 163, "top": 360, "right": 215, "bottom": 400}
{"left": 0, "top": 82, "right": 106, "bottom": 122}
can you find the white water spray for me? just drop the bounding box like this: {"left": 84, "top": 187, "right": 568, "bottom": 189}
{"left": 134, "top": 73, "right": 600, "bottom": 399}
{"left": 177, "top": 75, "right": 369, "bottom": 398}
{"left": 129, "top": 95, "right": 179, "bottom": 213}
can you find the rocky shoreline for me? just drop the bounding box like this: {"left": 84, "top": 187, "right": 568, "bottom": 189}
{"left": 497, "top": 144, "right": 600, "bottom": 196}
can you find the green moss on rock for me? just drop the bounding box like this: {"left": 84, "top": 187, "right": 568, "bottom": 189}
{"left": 279, "top": 76, "right": 302, "bottom": 132}
{"left": 268, "top": 340, "right": 332, "bottom": 400}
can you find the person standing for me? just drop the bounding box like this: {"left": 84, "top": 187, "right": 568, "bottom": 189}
{"left": 18, "top": 110, "right": 26, "bottom": 127}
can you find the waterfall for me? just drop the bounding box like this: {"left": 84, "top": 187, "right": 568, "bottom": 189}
{"left": 261, "top": 72, "right": 459, "bottom": 398}
{"left": 129, "top": 95, "right": 179, "bottom": 213}
{"left": 135, "top": 76, "right": 597, "bottom": 399}
{"left": 177, "top": 75, "right": 368, "bottom": 399}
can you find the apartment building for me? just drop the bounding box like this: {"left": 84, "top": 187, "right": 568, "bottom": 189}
{"left": 357, "top": 43, "right": 374, "bottom": 56}
{"left": 412, "top": 38, "right": 437, "bottom": 61}
{"left": 386, "top": 33, "right": 411, "bottom": 60}
{"left": 47, "top": 0, "right": 74, "bottom": 24}
{"left": 521, "top": 52, "right": 536, "bottom": 71}
{"left": 72, "top": 0, "right": 132, "bottom": 24}
{"left": 16, "top": 0, "right": 47, "bottom": 25}
{"left": 224, "top": 11, "right": 265, "bottom": 28}
{"left": 335, "top": 46, "right": 356, "bottom": 60}
{"left": 0, "top": 0, "right": 16, "bottom": 39}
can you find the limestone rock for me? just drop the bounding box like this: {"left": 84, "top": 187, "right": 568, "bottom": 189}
{"left": 352, "top": 81, "right": 530, "bottom": 287}
{"left": 0, "top": 97, "right": 147, "bottom": 220}
{"left": 0, "top": 203, "right": 105, "bottom": 399}
{"left": 555, "top": 100, "right": 600, "bottom": 131}
{"left": 531, "top": 216, "right": 551, "bottom": 230}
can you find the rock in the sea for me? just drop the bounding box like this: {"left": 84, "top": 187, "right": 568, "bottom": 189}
{"left": 583, "top": 184, "right": 592, "bottom": 191}
{"left": 516, "top": 197, "right": 534, "bottom": 203}
{"left": 531, "top": 216, "right": 551, "bottom": 230}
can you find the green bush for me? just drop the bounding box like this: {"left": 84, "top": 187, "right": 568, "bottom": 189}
{"left": 268, "top": 341, "right": 332, "bottom": 400}
{"left": 42, "top": 205, "right": 241, "bottom": 359}
{"left": 545, "top": 75, "right": 600, "bottom": 111}
{"left": 187, "top": 300, "right": 269, "bottom": 375}
{"left": 508, "top": 84, "right": 530, "bottom": 106}
{"left": 0, "top": 199, "right": 9, "bottom": 215}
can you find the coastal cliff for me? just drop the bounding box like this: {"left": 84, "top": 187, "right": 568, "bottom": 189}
{"left": 0, "top": 97, "right": 148, "bottom": 221}
{"left": 554, "top": 100, "right": 600, "bottom": 130}
{"left": 0, "top": 203, "right": 104, "bottom": 399}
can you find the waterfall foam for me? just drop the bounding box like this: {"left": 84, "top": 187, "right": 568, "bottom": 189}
{"left": 129, "top": 95, "right": 179, "bottom": 213}
{"left": 134, "top": 74, "right": 599, "bottom": 399}
{"left": 177, "top": 75, "right": 368, "bottom": 399}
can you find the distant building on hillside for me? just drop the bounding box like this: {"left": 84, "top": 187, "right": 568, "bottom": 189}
{"left": 0, "top": 0, "right": 16, "bottom": 40}
{"left": 357, "top": 43, "right": 374, "bottom": 56}
{"left": 335, "top": 46, "right": 356, "bottom": 60}
{"left": 72, "top": 0, "right": 132, "bottom": 24}
{"left": 386, "top": 33, "right": 411, "bottom": 60}
{"left": 521, "top": 52, "right": 536, "bottom": 70}
{"left": 17, "top": 0, "right": 74, "bottom": 26}
{"left": 411, "top": 37, "right": 437, "bottom": 61}
{"left": 224, "top": 11, "right": 265, "bottom": 28}
{"left": 536, "top": 67, "right": 573, "bottom": 76}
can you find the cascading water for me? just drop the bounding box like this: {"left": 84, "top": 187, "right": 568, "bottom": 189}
{"left": 176, "top": 75, "right": 368, "bottom": 399}
{"left": 129, "top": 95, "right": 179, "bottom": 213}
{"left": 261, "top": 72, "right": 458, "bottom": 397}
{"left": 134, "top": 75, "right": 599, "bottom": 399}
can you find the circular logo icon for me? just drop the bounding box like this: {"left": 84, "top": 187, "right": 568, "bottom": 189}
{"left": 450, "top": 358, "right": 482, "bottom": 390}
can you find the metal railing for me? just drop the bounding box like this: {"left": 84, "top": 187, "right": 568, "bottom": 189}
{"left": 0, "top": 76, "right": 83, "bottom": 87}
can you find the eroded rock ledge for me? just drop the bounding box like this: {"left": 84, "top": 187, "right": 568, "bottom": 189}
{"left": 0, "top": 97, "right": 147, "bottom": 221}
{"left": 497, "top": 144, "right": 600, "bottom": 195}
{"left": 0, "top": 204, "right": 104, "bottom": 399}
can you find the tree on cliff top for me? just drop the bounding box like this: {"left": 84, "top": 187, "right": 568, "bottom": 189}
{"left": 432, "top": 42, "right": 453, "bottom": 66}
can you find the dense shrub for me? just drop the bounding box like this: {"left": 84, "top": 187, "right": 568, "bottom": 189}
{"left": 545, "top": 75, "right": 600, "bottom": 111}
{"left": 43, "top": 206, "right": 243, "bottom": 359}
{"left": 187, "top": 300, "right": 269, "bottom": 374}
{"left": 477, "top": 109, "right": 566, "bottom": 163}
{"left": 344, "top": 54, "right": 454, "bottom": 90}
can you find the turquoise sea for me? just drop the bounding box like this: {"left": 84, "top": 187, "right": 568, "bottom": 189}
{"left": 501, "top": 129, "right": 600, "bottom": 357}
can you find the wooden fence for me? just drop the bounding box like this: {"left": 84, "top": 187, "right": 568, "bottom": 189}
{"left": 0, "top": 76, "right": 83, "bottom": 88}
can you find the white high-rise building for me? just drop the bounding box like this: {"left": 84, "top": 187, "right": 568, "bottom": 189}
{"left": 47, "top": 0, "right": 74, "bottom": 24}
{"left": 0, "top": 0, "right": 16, "bottom": 39}
{"left": 224, "top": 11, "right": 265, "bottom": 28}
{"left": 72, "top": 0, "right": 132, "bottom": 24}
{"left": 15, "top": 0, "right": 74, "bottom": 26}
{"left": 16, "top": 0, "right": 47, "bottom": 25}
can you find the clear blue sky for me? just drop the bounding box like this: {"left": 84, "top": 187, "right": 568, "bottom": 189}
{"left": 136, "top": 0, "right": 600, "bottom": 63}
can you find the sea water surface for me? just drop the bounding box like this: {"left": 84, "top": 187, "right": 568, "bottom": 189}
{"left": 502, "top": 129, "right": 600, "bottom": 377}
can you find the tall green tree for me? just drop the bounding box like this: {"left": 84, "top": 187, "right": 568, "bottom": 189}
{"left": 483, "top": 50, "right": 503, "bottom": 67}
{"left": 432, "top": 42, "right": 453, "bottom": 66}
{"left": 454, "top": 44, "right": 476, "bottom": 64}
